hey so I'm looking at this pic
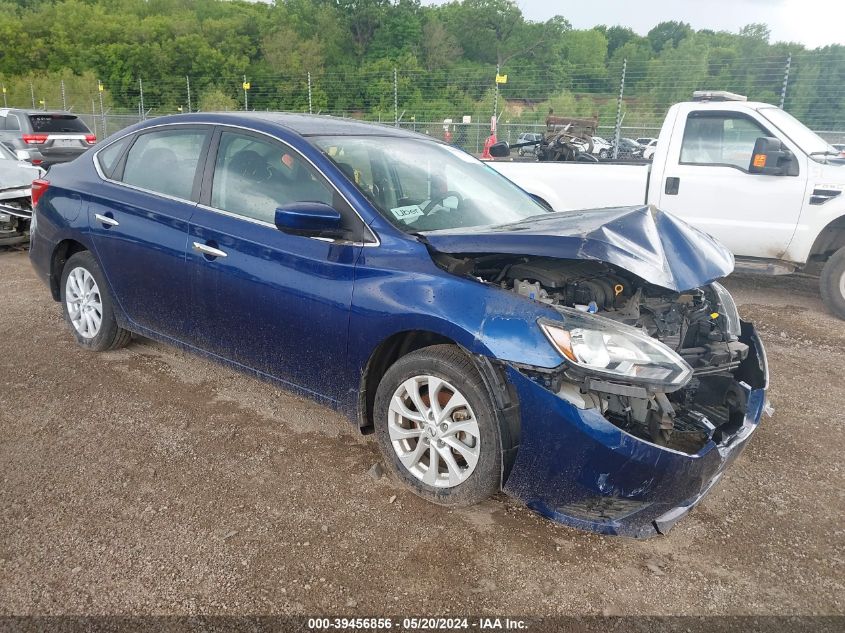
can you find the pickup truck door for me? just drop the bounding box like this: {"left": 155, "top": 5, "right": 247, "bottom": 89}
{"left": 655, "top": 110, "right": 807, "bottom": 259}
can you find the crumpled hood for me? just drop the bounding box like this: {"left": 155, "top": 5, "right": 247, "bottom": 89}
{"left": 0, "top": 160, "right": 40, "bottom": 196}
{"left": 423, "top": 205, "right": 734, "bottom": 292}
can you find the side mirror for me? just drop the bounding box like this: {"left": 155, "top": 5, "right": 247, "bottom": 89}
{"left": 489, "top": 141, "right": 511, "bottom": 158}
{"left": 749, "top": 137, "right": 793, "bottom": 175}
{"left": 274, "top": 202, "right": 345, "bottom": 239}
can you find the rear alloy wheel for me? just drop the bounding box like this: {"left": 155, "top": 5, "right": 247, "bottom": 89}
{"left": 60, "top": 251, "right": 131, "bottom": 351}
{"left": 374, "top": 345, "right": 501, "bottom": 506}
{"left": 820, "top": 245, "right": 845, "bottom": 320}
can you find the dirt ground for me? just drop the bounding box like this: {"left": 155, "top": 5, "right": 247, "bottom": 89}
{"left": 1, "top": 247, "right": 843, "bottom": 617}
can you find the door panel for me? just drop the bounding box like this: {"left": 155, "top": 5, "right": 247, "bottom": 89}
{"left": 187, "top": 209, "right": 359, "bottom": 400}
{"left": 88, "top": 127, "right": 210, "bottom": 336}
{"left": 657, "top": 111, "right": 807, "bottom": 258}
{"left": 88, "top": 186, "right": 196, "bottom": 335}
{"left": 187, "top": 128, "right": 365, "bottom": 401}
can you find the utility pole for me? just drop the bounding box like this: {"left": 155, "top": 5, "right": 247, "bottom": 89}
{"left": 139, "top": 78, "right": 145, "bottom": 120}
{"left": 60, "top": 79, "right": 67, "bottom": 110}
{"left": 613, "top": 58, "right": 627, "bottom": 160}
{"left": 393, "top": 68, "right": 398, "bottom": 127}
{"left": 186, "top": 76, "right": 192, "bottom": 113}
{"left": 307, "top": 72, "right": 313, "bottom": 114}
{"left": 243, "top": 75, "right": 249, "bottom": 111}
{"left": 780, "top": 54, "right": 792, "bottom": 110}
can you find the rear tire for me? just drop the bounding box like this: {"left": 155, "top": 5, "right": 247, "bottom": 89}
{"left": 820, "top": 246, "right": 845, "bottom": 320}
{"left": 374, "top": 344, "right": 501, "bottom": 507}
{"left": 60, "top": 251, "right": 131, "bottom": 352}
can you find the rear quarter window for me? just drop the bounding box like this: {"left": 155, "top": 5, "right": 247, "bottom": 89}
{"left": 28, "top": 115, "right": 90, "bottom": 134}
{"left": 96, "top": 136, "right": 132, "bottom": 178}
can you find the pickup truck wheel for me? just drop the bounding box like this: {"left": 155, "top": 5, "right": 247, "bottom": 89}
{"left": 374, "top": 344, "right": 501, "bottom": 507}
{"left": 60, "top": 251, "right": 131, "bottom": 352}
{"left": 820, "top": 246, "right": 845, "bottom": 320}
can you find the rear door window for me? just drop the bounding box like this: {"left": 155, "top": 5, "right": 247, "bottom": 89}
{"left": 27, "top": 114, "right": 90, "bottom": 134}
{"left": 121, "top": 128, "right": 209, "bottom": 200}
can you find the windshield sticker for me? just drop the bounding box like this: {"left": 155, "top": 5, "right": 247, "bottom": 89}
{"left": 390, "top": 204, "right": 425, "bottom": 222}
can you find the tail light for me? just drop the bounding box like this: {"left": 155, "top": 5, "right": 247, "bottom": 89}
{"left": 22, "top": 133, "right": 48, "bottom": 145}
{"left": 31, "top": 179, "right": 50, "bottom": 207}
{"left": 85, "top": 134, "right": 97, "bottom": 144}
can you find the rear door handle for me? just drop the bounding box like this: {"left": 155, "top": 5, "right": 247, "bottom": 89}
{"left": 192, "top": 241, "right": 228, "bottom": 258}
{"left": 665, "top": 177, "right": 680, "bottom": 195}
{"left": 94, "top": 213, "right": 119, "bottom": 227}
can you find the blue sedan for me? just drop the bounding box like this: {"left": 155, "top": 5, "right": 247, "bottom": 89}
{"left": 29, "top": 113, "right": 768, "bottom": 538}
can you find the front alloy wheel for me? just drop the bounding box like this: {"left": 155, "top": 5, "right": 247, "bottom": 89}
{"left": 374, "top": 345, "right": 502, "bottom": 506}
{"left": 388, "top": 375, "right": 481, "bottom": 488}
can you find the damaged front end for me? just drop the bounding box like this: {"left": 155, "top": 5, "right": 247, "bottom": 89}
{"left": 0, "top": 186, "right": 33, "bottom": 246}
{"left": 435, "top": 252, "right": 769, "bottom": 537}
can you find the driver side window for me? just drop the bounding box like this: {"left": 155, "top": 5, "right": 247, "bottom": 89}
{"left": 211, "top": 131, "right": 333, "bottom": 224}
{"left": 680, "top": 114, "right": 770, "bottom": 171}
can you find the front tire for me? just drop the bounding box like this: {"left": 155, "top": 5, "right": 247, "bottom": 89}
{"left": 60, "top": 251, "right": 131, "bottom": 351}
{"left": 820, "top": 246, "right": 845, "bottom": 320}
{"left": 374, "top": 345, "right": 502, "bottom": 507}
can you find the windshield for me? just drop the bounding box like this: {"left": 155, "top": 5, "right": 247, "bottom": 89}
{"left": 311, "top": 135, "right": 549, "bottom": 232}
{"left": 758, "top": 107, "right": 837, "bottom": 160}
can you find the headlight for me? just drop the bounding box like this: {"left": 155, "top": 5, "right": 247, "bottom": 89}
{"left": 539, "top": 309, "right": 693, "bottom": 389}
{"left": 710, "top": 282, "right": 741, "bottom": 340}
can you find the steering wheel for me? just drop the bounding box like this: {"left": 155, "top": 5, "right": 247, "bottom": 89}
{"left": 422, "top": 190, "right": 464, "bottom": 214}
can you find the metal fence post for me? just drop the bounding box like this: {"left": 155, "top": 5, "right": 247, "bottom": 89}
{"left": 92, "top": 99, "right": 98, "bottom": 138}
{"left": 780, "top": 54, "right": 792, "bottom": 110}
{"left": 139, "top": 78, "right": 145, "bottom": 120}
{"left": 613, "top": 58, "right": 627, "bottom": 160}
{"left": 30, "top": 82, "right": 35, "bottom": 108}
{"left": 307, "top": 71, "right": 313, "bottom": 114}
{"left": 393, "top": 67, "right": 398, "bottom": 127}
{"left": 98, "top": 81, "right": 106, "bottom": 136}
{"left": 186, "top": 76, "right": 192, "bottom": 113}
{"left": 1, "top": 85, "right": 6, "bottom": 108}
{"left": 60, "top": 79, "right": 66, "bottom": 110}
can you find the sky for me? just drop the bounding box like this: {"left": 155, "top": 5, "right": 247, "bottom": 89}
{"left": 424, "top": 0, "right": 845, "bottom": 49}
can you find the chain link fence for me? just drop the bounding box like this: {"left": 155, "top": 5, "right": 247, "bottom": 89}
{"left": 5, "top": 53, "right": 844, "bottom": 145}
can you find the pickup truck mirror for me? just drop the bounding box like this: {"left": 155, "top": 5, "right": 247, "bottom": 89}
{"left": 274, "top": 202, "right": 346, "bottom": 239}
{"left": 489, "top": 141, "right": 511, "bottom": 158}
{"left": 749, "top": 137, "right": 793, "bottom": 176}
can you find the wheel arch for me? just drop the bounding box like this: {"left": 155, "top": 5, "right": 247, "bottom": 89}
{"left": 808, "top": 215, "right": 845, "bottom": 264}
{"left": 49, "top": 238, "right": 90, "bottom": 301}
{"left": 357, "top": 330, "right": 521, "bottom": 483}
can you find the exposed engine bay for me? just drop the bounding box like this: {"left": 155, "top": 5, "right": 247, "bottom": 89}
{"left": 435, "top": 253, "right": 756, "bottom": 454}
{"left": 0, "top": 188, "right": 32, "bottom": 247}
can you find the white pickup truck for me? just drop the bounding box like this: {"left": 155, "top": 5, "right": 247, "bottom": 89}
{"left": 490, "top": 93, "right": 845, "bottom": 319}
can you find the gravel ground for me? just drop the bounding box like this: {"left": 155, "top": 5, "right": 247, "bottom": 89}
{"left": 1, "top": 248, "right": 843, "bottom": 617}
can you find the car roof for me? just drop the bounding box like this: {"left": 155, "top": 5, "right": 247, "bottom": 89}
{"left": 0, "top": 108, "right": 80, "bottom": 116}
{"left": 140, "top": 112, "right": 436, "bottom": 140}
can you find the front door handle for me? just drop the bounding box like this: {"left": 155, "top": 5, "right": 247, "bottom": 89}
{"left": 665, "top": 177, "right": 680, "bottom": 195}
{"left": 192, "top": 241, "right": 228, "bottom": 258}
{"left": 94, "top": 213, "right": 119, "bottom": 227}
